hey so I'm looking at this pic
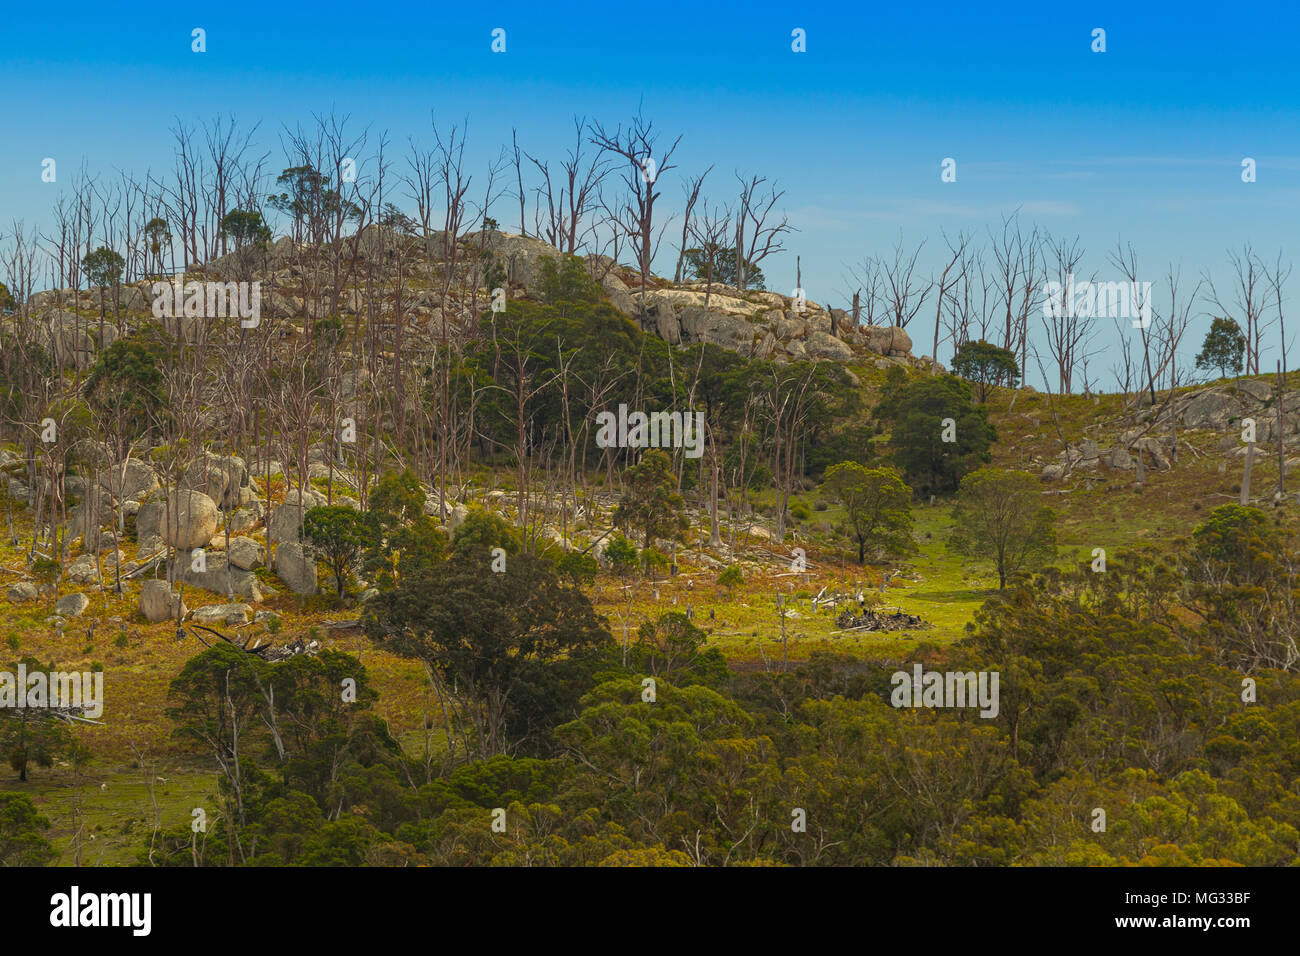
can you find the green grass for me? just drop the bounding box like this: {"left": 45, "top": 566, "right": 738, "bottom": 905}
{"left": 8, "top": 765, "right": 217, "bottom": 866}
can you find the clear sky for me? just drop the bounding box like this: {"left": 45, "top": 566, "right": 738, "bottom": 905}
{"left": 2, "top": 1, "right": 1297, "bottom": 386}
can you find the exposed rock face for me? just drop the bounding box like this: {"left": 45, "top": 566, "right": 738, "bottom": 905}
{"left": 678, "top": 306, "right": 756, "bottom": 351}
{"left": 274, "top": 542, "right": 318, "bottom": 595}
{"left": 1180, "top": 390, "right": 1243, "bottom": 430}
{"left": 192, "top": 603, "right": 252, "bottom": 626}
{"left": 7, "top": 582, "right": 38, "bottom": 602}
{"left": 599, "top": 271, "right": 637, "bottom": 316}
{"left": 226, "top": 536, "right": 265, "bottom": 570}
{"left": 594, "top": 282, "right": 914, "bottom": 364}
{"left": 174, "top": 550, "right": 263, "bottom": 601}
{"left": 864, "top": 325, "right": 913, "bottom": 356}
{"left": 805, "top": 331, "right": 854, "bottom": 362}
{"left": 100, "top": 458, "right": 159, "bottom": 500}
{"left": 268, "top": 487, "right": 326, "bottom": 546}
{"left": 445, "top": 504, "right": 470, "bottom": 539}
{"left": 34, "top": 312, "right": 98, "bottom": 369}
{"left": 184, "top": 452, "right": 251, "bottom": 509}
{"left": 136, "top": 501, "right": 166, "bottom": 541}
{"left": 472, "top": 231, "right": 567, "bottom": 289}
{"left": 163, "top": 490, "right": 220, "bottom": 550}
{"left": 66, "top": 554, "right": 100, "bottom": 584}
{"left": 55, "top": 593, "right": 90, "bottom": 617}
{"left": 139, "top": 579, "right": 186, "bottom": 622}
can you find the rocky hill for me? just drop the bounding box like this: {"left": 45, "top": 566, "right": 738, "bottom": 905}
{"left": 21, "top": 227, "right": 939, "bottom": 374}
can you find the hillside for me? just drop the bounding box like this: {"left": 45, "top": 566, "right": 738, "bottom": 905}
{"left": 1, "top": 226, "right": 1297, "bottom": 868}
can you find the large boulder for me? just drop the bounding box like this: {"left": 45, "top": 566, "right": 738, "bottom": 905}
{"left": 470, "top": 231, "right": 566, "bottom": 289}
{"left": 184, "top": 452, "right": 250, "bottom": 509}
{"left": 69, "top": 490, "right": 113, "bottom": 543}
{"left": 135, "top": 500, "right": 166, "bottom": 541}
{"left": 34, "top": 312, "right": 97, "bottom": 369}
{"left": 163, "top": 490, "right": 220, "bottom": 550}
{"left": 268, "top": 487, "right": 326, "bottom": 546}
{"left": 677, "top": 307, "right": 756, "bottom": 351}
{"left": 66, "top": 554, "right": 100, "bottom": 584}
{"left": 646, "top": 299, "right": 681, "bottom": 345}
{"left": 599, "top": 271, "right": 637, "bottom": 317}
{"left": 804, "top": 331, "right": 854, "bottom": 362}
{"left": 100, "top": 458, "right": 159, "bottom": 500}
{"left": 139, "top": 579, "right": 186, "bottom": 622}
{"left": 1180, "top": 390, "right": 1242, "bottom": 430}
{"left": 274, "top": 542, "right": 318, "bottom": 595}
{"left": 174, "top": 550, "right": 263, "bottom": 601}
{"left": 226, "top": 536, "right": 265, "bottom": 570}
{"left": 864, "top": 325, "right": 913, "bottom": 356}
{"left": 226, "top": 507, "right": 260, "bottom": 534}
{"left": 191, "top": 603, "right": 252, "bottom": 626}
{"left": 55, "top": 592, "right": 90, "bottom": 617}
{"left": 446, "top": 504, "right": 469, "bottom": 539}
{"left": 6, "top": 582, "right": 38, "bottom": 602}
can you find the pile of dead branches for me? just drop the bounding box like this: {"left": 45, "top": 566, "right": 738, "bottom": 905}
{"left": 834, "top": 607, "right": 929, "bottom": 632}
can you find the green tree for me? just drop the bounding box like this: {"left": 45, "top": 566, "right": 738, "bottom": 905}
{"left": 878, "top": 373, "right": 996, "bottom": 495}
{"left": 821, "top": 463, "right": 914, "bottom": 564}
{"left": 302, "top": 506, "right": 371, "bottom": 597}
{"left": 951, "top": 339, "right": 1021, "bottom": 403}
{"left": 536, "top": 255, "right": 603, "bottom": 305}
{"left": 143, "top": 217, "right": 172, "bottom": 276}
{"left": 220, "top": 209, "right": 272, "bottom": 248}
{"left": 1195, "top": 317, "right": 1247, "bottom": 380}
{"left": 0, "top": 793, "right": 57, "bottom": 865}
{"left": 605, "top": 532, "right": 639, "bottom": 579}
{"left": 364, "top": 468, "right": 446, "bottom": 589}
{"left": 0, "top": 659, "right": 72, "bottom": 781}
{"left": 448, "top": 508, "right": 522, "bottom": 564}
{"left": 363, "top": 551, "right": 613, "bottom": 759}
{"left": 220, "top": 209, "right": 272, "bottom": 279}
{"left": 950, "top": 467, "right": 1056, "bottom": 588}
{"left": 1188, "top": 504, "right": 1275, "bottom": 586}
{"left": 0, "top": 281, "right": 15, "bottom": 314}
{"left": 716, "top": 564, "right": 744, "bottom": 593}
{"left": 682, "top": 243, "right": 766, "bottom": 289}
{"left": 85, "top": 336, "right": 166, "bottom": 438}
{"left": 1184, "top": 504, "right": 1300, "bottom": 672}
{"left": 269, "top": 165, "right": 360, "bottom": 243}
{"left": 631, "top": 611, "right": 726, "bottom": 684}
{"left": 80, "top": 246, "right": 126, "bottom": 323}
{"left": 614, "top": 449, "right": 686, "bottom": 546}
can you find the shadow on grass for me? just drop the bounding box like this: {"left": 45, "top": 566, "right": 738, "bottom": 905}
{"left": 905, "top": 587, "right": 998, "bottom": 604}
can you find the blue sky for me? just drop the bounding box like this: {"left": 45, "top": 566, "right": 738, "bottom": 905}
{"left": 2, "top": 1, "right": 1297, "bottom": 385}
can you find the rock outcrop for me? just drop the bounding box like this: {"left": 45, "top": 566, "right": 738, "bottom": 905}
{"left": 139, "top": 580, "right": 186, "bottom": 622}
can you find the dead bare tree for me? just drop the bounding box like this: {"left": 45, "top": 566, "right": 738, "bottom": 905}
{"left": 989, "top": 212, "right": 1041, "bottom": 379}
{"left": 930, "top": 230, "right": 971, "bottom": 372}
{"left": 527, "top": 116, "right": 610, "bottom": 256}
{"left": 733, "top": 173, "right": 794, "bottom": 292}
{"left": 590, "top": 113, "right": 682, "bottom": 327}
{"left": 1040, "top": 232, "right": 1095, "bottom": 394}
{"left": 880, "top": 232, "right": 931, "bottom": 328}
{"left": 845, "top": 255, "right": 885, "bottom": 329}
{"left": 1204, "top": 244, "right": 1272, "bottom": 377}
{"left": 686, "top": 198, "right": 732, "bottom": 307}
{"left": 674, "top": 166, "right": 713, "bottom": 283}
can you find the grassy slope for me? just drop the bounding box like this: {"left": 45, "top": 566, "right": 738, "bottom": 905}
{"left": 6, "top": 363, "right": 1297, "bottom": 862}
